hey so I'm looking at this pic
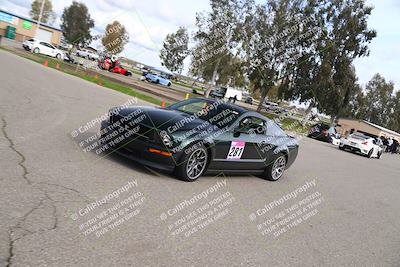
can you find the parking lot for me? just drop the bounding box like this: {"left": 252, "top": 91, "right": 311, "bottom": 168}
{"left": 1, "top": 50, "right": 400, "bottom": 266}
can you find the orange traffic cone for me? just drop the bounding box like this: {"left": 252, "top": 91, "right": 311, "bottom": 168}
{"left": 56, "top": 63, "right": 60, "bottom": 69}
{"left": 161, "top": 101, "right": 166, "bottom": 108}
{"left": 43, "top": 60, "right": 48, "bottom": 67}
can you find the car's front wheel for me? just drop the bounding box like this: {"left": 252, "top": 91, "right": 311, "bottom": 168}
{"left": 264, "top": 154, "right": 286, "bottom": 181}
{"left": 367, "top": 149, "right": 373, "bottom": 158}
{"left": 56, "top": 53, "right": 61, "bottom": 59}
{"left": 175, "top": 145, "right": 208, "bottom": 182}
{"left": 377, "top": 150, "right": 382, "bottom": 159}
{"left": 33, "top": 48, "right": 40, "bottom": 54}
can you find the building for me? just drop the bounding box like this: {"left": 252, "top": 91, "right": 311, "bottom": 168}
{"left": 0, "top": 10, "right": 62, "bottom": 46}
{"left": 337, "top": 118, "right": 400, "bottom": 141}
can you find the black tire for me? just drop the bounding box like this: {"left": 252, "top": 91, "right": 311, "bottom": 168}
{"left": 377, "top": 151, "right": 382, "bottom": 159}
{"left": 339, "top": 146, "right": 345, "bottom": 150}
{"left": 367, "top": 149, "right": 373, "bottom": 158}
{"left": 167, "top": 82, "right": 171, "bottom": 86}
{"left": 263, "top": 153, "right": 287, "bottom": 181}
{"left": 33, "top": 48, "right": 40, "bottom": 54}
{"left": 175, "top": 144, "right": 208, "bottom": 182}
{"left": 56, "top": 53, "right": 61, "bottom": 59}
{"left": 156, "top": 79, "right": 160, "bottom": 84}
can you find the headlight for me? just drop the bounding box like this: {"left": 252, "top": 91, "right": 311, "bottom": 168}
{"left": 159, "top": 130, "right": 173, "bottom": 147}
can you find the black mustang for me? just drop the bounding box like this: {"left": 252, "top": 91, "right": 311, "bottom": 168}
{"left": 100, "top": 98, "right": 299, "bottom": 182}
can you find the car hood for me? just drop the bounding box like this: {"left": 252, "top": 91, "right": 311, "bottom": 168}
{"left": 116, "top": 106, "right": 209, "bottom": 132}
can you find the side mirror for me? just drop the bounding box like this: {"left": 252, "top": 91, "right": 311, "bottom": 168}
{"left": 233, "top": 127, "right": 241, "bottom": 137}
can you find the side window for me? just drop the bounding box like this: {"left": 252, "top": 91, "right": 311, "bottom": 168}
{"left": 238, "top": 117, "right": 266, "bottom": 134}
{"left": 265, "top": 120, "right": 286, "bottom": 136}
{"left": 40, "top": 42, "right": 47, "bottom": 46}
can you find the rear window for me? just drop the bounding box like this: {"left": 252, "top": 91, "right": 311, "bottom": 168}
{"left": 350, "top": 133, "right": 368, "bottom": 140}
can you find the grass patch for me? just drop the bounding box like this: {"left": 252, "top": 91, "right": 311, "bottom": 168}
{"left": 82, "top": 76, "right": 166, "bottom": 106}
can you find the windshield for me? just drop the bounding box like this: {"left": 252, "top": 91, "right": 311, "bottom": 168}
{"left": 168, "top": 99, "right": 242, "bottom": 128}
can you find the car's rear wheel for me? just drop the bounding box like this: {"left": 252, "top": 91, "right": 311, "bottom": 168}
{"left": 156, "top": 79, "right": 159, "bottom": 84}
{"left": 56, "top": 53, "right": 61, "bottom": 59}
{"left": 264, "top": 154, "right": 286, "bottom": 181}
{"left": 33, "top": 48, "right": 40, "bottom": 54}
{"left": 377, "top": 150, "right": 382, "bottom": 159}
{"left": 175, "top": 145, "right": 208, "bottom": 182}
{"left": 167, "top": 82, "right": 171, "bottom": 86}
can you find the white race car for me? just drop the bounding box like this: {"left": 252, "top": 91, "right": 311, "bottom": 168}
{"left": 339, "top": 133, "right": 383, "bottom": 159}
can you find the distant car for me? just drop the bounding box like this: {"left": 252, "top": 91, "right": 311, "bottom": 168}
{"left": 145, "top": 73, "right": 172, "bottom": 86}
{"left": 210, "top": 87, "right": 242, "bottom": 101}
{"left": 63, "top": 53, "right": 75, "bottom": 64}
{"left": 31, "top": 40, "right": 64, "bottom": 59}
{"left": 339, "top": 133, "right": 383, "bottom": 158}
{"left": 307, "top": 123, "right": 337, "bottom": 143}
{"left": 245, "top": 96, "right": 253, "bottom": 105}
{"left": 22, "top": 38, "right": 37, "bottom": 51}
{"left": 76, "top": 48, "right": 99, "bottom": 61}
{"left": 263, "top": 101, "right": 280, "bottom": 112}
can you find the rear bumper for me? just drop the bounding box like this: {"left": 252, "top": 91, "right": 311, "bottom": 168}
{"left": 340, "top": 144, "right": 368, "bottom": 155}
{"left": 100, "top": 120, "right": 182, "bottom": 173}
{"left": 286, "top": 146, "right": 299, "bottom": 169}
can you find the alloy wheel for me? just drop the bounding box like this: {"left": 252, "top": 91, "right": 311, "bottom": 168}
{"left": 186, "top": 148, "right": 207, "bottom": 180}
{"left": 271, "top": 156, "right": 286, "bottom": 180}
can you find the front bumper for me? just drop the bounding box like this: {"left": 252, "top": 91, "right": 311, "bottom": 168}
{"left": 100, "top": 120, "right": 182, "bottom": 173}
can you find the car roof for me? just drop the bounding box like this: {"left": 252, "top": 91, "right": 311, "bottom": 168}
{"left": 193, "top": 97, "right": 248, "bottom": 114}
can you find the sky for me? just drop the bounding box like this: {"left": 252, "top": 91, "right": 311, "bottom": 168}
{"left": 0, "top": 0, "right": 399, "bottom": 89}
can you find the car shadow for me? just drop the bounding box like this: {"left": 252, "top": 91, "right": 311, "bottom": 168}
{"left": 71, "top": 131, "right": 153, "bottom": 176}
{"left": 71, "top": 131, "right": 267, "bottom": 181}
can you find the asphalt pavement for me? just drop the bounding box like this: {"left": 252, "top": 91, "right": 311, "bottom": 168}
{"left": 0, "top": 50, "right": 399, "bottom": 267}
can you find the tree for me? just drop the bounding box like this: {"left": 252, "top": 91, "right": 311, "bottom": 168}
{"left": 30, "top": 0, "right": 55, "bottom": 24}
{"left": 159, "top": 27, "right": 189, "bottom": 74}
{"left": 101, "top": 21, "right": 129, "bottom": 55}
{"left": 241, "top": 0, "right": 304, "bottom": 111}
{"left": 388, "top": 91, "right": 400, "bottom": 132}
{"left": 362, "top": 74, "right": 394, "bottom": 127}
{"left": 61, "top": 1, "right": 94, "bottom": 46}
{"left": 191, "top": 0, "right": 244, "bottom": 97}
{"left": 283, "top": 0, "right": 376, "bottom": 118}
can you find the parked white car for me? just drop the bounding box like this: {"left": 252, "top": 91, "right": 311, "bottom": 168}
{"left": 31, "top": 40, "right": 64, "bottom": 59}
{"left": 22, "top": 38, "right": 38, "bottom": 51}
{"left": 263, "top": 101, "right": 280, "bottom": 112}
{"left": 76, "top": 48, "right": 99, "bottom": 61}
{"left": 339, "top": 132, "right": 383, "bottom": 158}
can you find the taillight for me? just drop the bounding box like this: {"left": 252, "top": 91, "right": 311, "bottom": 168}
{"left": 362, "top": 141, "right": 368, "bottom": 145}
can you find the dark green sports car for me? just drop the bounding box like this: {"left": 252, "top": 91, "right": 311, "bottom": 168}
{"left": 100, "top": 98, "right": 299, "bottom": 182}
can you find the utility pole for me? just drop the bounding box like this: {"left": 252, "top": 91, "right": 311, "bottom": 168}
{"left": 34, "top": 0, "right": 46, "bottom": 38}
